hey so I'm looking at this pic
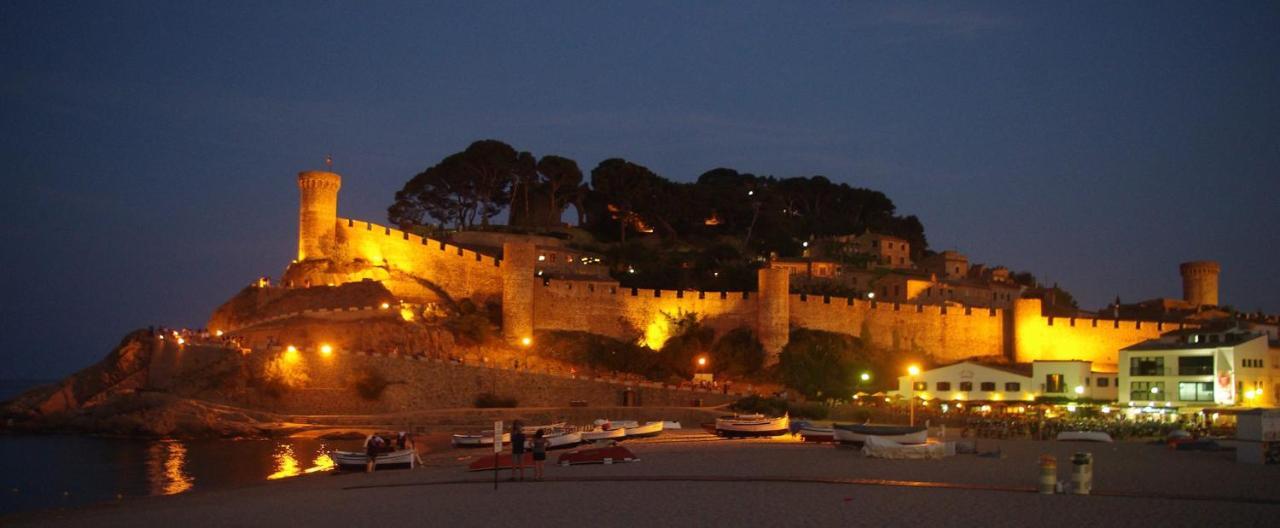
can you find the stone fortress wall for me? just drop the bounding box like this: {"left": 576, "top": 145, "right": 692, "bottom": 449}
{"left": 332, "top": 218, "right": 504, "bottom": 301}
{"left": 278, "top": 169, "right": 1208, "bottom": 371}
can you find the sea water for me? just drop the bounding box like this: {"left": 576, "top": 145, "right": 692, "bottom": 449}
{"left": 0, "top": 381, "right": 340, "bottom": 517}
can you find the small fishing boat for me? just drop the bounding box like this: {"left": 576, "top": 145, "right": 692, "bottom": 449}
{"left": 714, "top": 414, "right": 790, "bottom": 437}
{"left": 557, "top": 444, "right": 639, "bottom": 466}
{"left": 451, "top": 431, "right": 511, "bottom": 448}
{"left": 467, "top": 453, "right": 534, "bottom": 472}
{"left": 623, "top": 421, "right": 664, "bottom": 438}
{"left": 661, "top": 421, "right": 682, "bottom": 430}
{"left": 798, "top": 426, "right": 836, "bottom": 443}
{"left": 522, "top": 422, "right": 567, "bottom": 434}
{"left": 526, "top": 430, "right": 583, "bottom": 450}
{"left": 332, "top": 449, "right": 416, "bottom": 470}
{"left": 1056, "top": 431, "right": 1113, "bottom": 443}
{"left": 598, "top": 419, "right": 639, "bottom": 429}
{"left": 580, "top": 425, "right": 627, "bottom": 442}
{"left": 833, "top": 424, "right": 928, "bottom": 445}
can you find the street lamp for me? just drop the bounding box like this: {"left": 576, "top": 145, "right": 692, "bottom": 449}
{"left": 860, "top": 372, "right": 871, "bottom": 382}
{"left": 907, "top": 365, "right": 921, "bottom": 427}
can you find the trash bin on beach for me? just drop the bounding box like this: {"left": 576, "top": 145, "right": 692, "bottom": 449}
{"left": 1070, "top": 452, "right": 1093, "bottom": 495}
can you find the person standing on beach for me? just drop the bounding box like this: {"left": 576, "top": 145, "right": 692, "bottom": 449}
{"left": 531, "top": 429, "right": 549, "bottom": 481}
{"left": 510, "top": 420, "right": 527, "bottom": 481}
{"left": 364, "top": 434, "right": 386, "bottom": 473}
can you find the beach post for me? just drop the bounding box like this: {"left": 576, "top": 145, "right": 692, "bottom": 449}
{"left": 493, "top": 420, "right": 502, "bottom": 490}
{"left": 1038, "top": 454, "right": 1057, "bottom": 494}
{"left": 1070, "top": 452, "right": 1093, "bottom": 495}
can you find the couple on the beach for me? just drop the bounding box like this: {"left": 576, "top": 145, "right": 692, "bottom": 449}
{"left": 509, "top": 420, "right": 549, "bottom": 481}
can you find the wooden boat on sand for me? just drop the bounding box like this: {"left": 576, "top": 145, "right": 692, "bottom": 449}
{"left": 714, "top": 414, "right": 790, "bottom": 437}
{"left": 1056, "top": 431, "right": 1113, "bottom": 443}
{"left": 557, "top": 445, "right": 639, "bottom": 466}
{"left": 833, "top": 424, "right": 928, "bottom": 445}
{"left": 333, "top": 449, "right": 416, "bottom": 470}
{"left": 622, "top": 421, "right": 664, "bottom": 438}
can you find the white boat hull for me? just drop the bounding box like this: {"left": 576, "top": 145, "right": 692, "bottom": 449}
{"left": 522, "top": 430, "right": 582, "bottom": 450}
{"left": 833, "top": 428, "right": 928, "bottom": 445}
{"left": 581, "top": 427, "right": 627, "bottom": 442}
{"left": 452, "top": 432, "right": 511, "bottom": 448}
{"left": 1056, "top": 431, "right": 1113, "bottom": 443}
{"left": 333, "top": 449, "right": 415, "bottom": 470}
{"left": 714, "top": 415, "right": 789, "bottom": 437}
{"left": 623, "top": 421, "right": 664, "bottom": 438}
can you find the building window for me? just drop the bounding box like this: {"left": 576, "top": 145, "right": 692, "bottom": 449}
{"left": 1178, "top": 356, "right": 1213, "bottom": 375}
{"left": 912, "top": 381, "right": 927, "bottom": 391}
{"left": 1045, "top": 374, "right": 1064, "bottom": 393}
{"left": 1005, "top": 382, "right": 1021, "bottom": 391}
{"left": 980, "top": 382, "right": 996, "bottom": 391}
{"left": 1178, "top": 382, "right": 1214, "bottom": 402}
{"left": 937, "top": 382, "right": 951, "bottom": 391}
{"left": 1130, "top": 381, "right": 1165, "bottom": 401}
{"left": 959, "top": 382, "right": 973, "bottom": 392}
{"left": 1097, "top": 377, "right": 1109, "bottom": 388}
{"left": 1130, "top": 356, "right": 1165, "bottom": 376}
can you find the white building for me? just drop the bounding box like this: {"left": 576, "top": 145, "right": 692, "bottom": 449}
{"left": 895, "top": 360, "right": 1117, "bottom": 405}
{"left": 1119, "top": 324, "right": 1275, "bottom": 411}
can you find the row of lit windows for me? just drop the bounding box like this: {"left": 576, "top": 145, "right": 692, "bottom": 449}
{"left": 912, "top": 381, "right": 1021, "bottom": 392}
{"left": 1130, "top": 381, "right": 1214, "bottom": 402}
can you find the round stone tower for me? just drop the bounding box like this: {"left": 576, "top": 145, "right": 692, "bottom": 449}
{"left": 1180, "top": 260, "right": 1220, "bottom": 307}
{"left": 296, "top": 171, "right": 342, "bottom": 261}
{"left": 757, "top": 268, "right": 791, "bottom": 365}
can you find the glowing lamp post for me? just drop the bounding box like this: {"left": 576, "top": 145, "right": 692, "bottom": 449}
{"left": 908, "top": 365, "right": 921, "bottom": 427}
{"left": 319, "top": 344, "right": 333, "bottom": 357}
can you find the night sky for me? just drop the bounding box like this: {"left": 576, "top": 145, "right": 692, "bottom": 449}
{"left": 2, "top": 2, "right": 1277, "bottom": 379}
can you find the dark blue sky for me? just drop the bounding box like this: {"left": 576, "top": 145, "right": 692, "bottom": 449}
{"left": 2, "top": 2, "right": 1277, "bottom": 379}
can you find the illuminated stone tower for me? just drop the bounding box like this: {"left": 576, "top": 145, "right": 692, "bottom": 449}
{"left": 1180, "top": 260, "right": 1220, "bottom": 307}
{"left": 502, "top": 242, "right": 537, "bottom": 343}
{"left": 296, "top": 171, "right": 342, "bottom": 261}
{"left": 757, "top": 268, "right": 791, "bottom": 365}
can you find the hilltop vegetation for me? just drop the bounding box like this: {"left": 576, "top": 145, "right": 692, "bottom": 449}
{"left": 388, "top": 139, "right": 927, "bottom": 292}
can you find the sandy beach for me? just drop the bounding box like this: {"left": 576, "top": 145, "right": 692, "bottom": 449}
{"left": 7, "top": 430, "right": 1279, "bottom": 527}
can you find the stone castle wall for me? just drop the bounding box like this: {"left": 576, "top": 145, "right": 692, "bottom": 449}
{"left": 281, "top": 170, "right": 1191, "bottom": 369}
{"left": 147, "top": 342, "right": 737, "bottom": 416}
{"left": 1012, "top": 298, "right": 1183, "bottom": 370}
{"left": 789, "top": 295, "right": 1007, "bottom": 364}
{"left": 333, "top": 218, "right": 504, "bottom": 302}
{"left": 531, "top": 278, "right": 759, "bottom": 348}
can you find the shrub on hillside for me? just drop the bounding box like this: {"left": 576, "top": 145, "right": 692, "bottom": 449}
{"left": 709, "top": 327, "right": 766, "bottom": 377}
{"left": 537, "top": 331, "right": 656, "bottom": 376}
{"left": 656, "top": 310, "right": 714, "bottom": 379}
{"left": 350, "top": 367, "right": 390, "bottom": 401}
{"left": 258, "top": 352, "right": 311, "bottom": 398}
{"left": 474, "top": 392, "right": 518, "bottom": 408}
{"left": 775, "top": 328, "right": 870, "bottom": 401}
{"left": 443, "top": 299, "right": 495, "bottom": 345}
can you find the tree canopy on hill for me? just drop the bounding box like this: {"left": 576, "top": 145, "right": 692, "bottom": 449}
{"left": 387, "top": 141, "right": 929, "bottom": 288}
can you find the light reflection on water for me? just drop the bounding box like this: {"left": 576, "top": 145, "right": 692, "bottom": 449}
{"left": 0, "top": 436, "right": 344, "bottom": 516}
{"left": 266, "top": 443, "right": 335, "bottom": 480}
{"left": 145, "top": 439, "right": 193, "bottom": 495}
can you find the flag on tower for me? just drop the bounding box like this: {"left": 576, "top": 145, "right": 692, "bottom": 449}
{"left": 325, "top": 154, "right": 333, "bottom": 169}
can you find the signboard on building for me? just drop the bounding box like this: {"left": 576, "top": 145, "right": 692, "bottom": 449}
{"left": 1214, "top": 349, "right": 1235, "bottom": 405}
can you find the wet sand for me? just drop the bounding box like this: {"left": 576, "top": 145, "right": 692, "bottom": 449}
{"left": 9, "top": 431, "right": 1280, "bottom": 527}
